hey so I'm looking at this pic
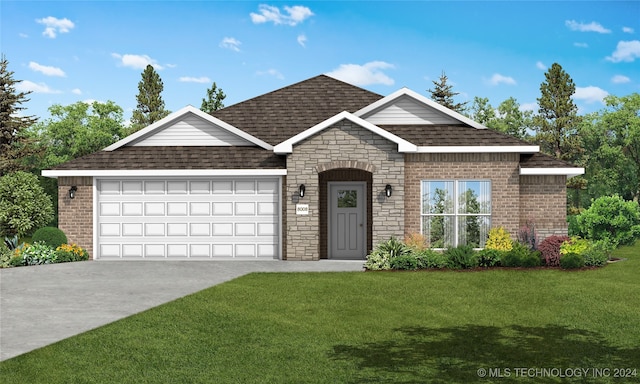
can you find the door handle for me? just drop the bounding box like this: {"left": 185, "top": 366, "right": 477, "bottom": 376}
{"left": 359, "top": 223, "right": 363, "bottom": 227}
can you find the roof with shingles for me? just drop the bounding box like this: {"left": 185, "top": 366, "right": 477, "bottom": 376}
{"left": 378, "top": 125, "right": 531, "bottom": 147}
{"left": 49, "top": 146, "right": 285, "bottom": 170}
{"left": 212, "top": 75, "right": 383, "bottom": 146}
{"left": 519, "top": 152, "right": 578, "bottom": 168}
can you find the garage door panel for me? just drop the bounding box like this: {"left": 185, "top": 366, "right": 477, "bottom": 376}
{"left": 97, "top": 177, "right": 280, "bottom": 259}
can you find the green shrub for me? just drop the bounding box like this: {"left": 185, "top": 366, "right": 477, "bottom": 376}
{"left": 390, "top": 254, "right": 419, "bottom": 270}
{"left": 444, "top": 245, "right": 477, "bottom": 269}
{"left": 0, "top": 242, "right": 12, "bottom": 268}
{"left": 415, "top": 249, "right": 447, "bottom": 269}
{"left": 9, "top": 254, "right": 24, "bottom": 267}
{"left": 365, "top": 238, "right": 409, "bottom": 270}
{"left": 19, "top": 242, "right": 57, "bottom": 265}
{"left": 0, "top": 171, "right": 54, "bottom": 239}
{"left": 32, "top": 227, "right": 68, "bottom": 249}
{"left": 560, "top": 252, "right": 585, "bottom": 269}
{"left": 521, "top": 251, "right": 542, "bottom": 268}
{"left": 582, "top": 241, "right": 610, "bottom": 267}
{"left": 567, "top": 215, "right": 580, "bottom": 237}
{"left": 502, "top": 242, "right": 532, "bottom": 267}
{"left": 476, "top": 249, "right": 503, "bottom": 267}
{"left": 560, "top": 236, "right": 590, "bottom": 256}
{"left": 576, "top": 195, "right": 640, "bottom": 248}
{"left": 364, "top": 250, "right": 391, "bottom": 270}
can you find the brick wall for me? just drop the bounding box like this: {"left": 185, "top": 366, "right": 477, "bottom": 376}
{"left": 286, "top": 120, "right": 404, "bottom": 260}
{"left": 520, "top": 175, "right": 568, "bottom": 238}
{"left": 57, "top": 177, "right": 94, "bottom": 258}
{"left": 404, "top": 153, "right": 521, "bottom": 240}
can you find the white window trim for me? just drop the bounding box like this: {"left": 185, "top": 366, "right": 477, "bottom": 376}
{"left": 420, "top": 179, "right": 492, "bottom": 249}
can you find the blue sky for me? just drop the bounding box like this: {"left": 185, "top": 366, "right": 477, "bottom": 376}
{"left": 2, "top": 1, "right": 639, "bottom": 123}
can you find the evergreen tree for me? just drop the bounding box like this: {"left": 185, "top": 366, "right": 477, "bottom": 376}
{"left": 200, "top": 82, "right": 226, "bottom": 113}
{"left": 534, "top": 63, "right": 581, "bottom": 160}
{"left": 0, "top": 55, "right": 39, "bottom": 176}
{"left": 428, "top": 71, "right": 468, "bottom": 113}
{"left": 130, "top": 65, "right": 169, "bottom": 132}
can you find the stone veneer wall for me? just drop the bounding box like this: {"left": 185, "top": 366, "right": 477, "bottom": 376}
{"left": 57, "top": 176, "right": 94, "bottom": 258}
{"left": 519, "top": 175, "right": 568, "bottom": 238}
{"left": 285, "top": 120, "right": 405, "bottom": 260}
{"left": 404, "top": 153, "right": 521, "bottom": 240}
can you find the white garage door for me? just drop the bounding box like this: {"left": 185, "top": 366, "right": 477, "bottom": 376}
{"left": 96, "top": 177, "right": 280, "bottom": 259}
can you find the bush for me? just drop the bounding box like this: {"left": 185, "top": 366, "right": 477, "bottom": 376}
{"left": 485, "top": 227, "right": 513, "bottom": 251}
{"left": 582, "top": 241, "right": 610, "bottom": 267}
{"left": 390, "top": 254, "right": 419, "bottom": 270}
{"left": 365, "top": 238, "right": 409, "bottom": 270}
{"left": 55, "top": 243, "right": 89, "bottom": 263}
{"left": 567, "top": 215, "right": 580, "bottom": 237}
{"left": 0, "top": 171, "right": 54, "bottom": 239}
{"left": 415, "top": 249, "right": 447, "bottom": 269}
{"left": 538, "top": 235, "right": 570, "bottom": 267}
{"left": 521, "top": 251, "right": 542, "bottom": 268}
{"left": 576, "top": 195, "right": 640, "bottom": 248}
{"left": 560, "top": 236, "right": 590, "bottom": 256}
{"left": 32, "top": 227, "right": 68, "bottom": 248}
{"left": 476, "top": 249, "right": 503, "bottom": 267}
{"left": 0, "top": 241, "right": 12, "bottom": 268}
{"left": 444, "top": 245, "right": 477, "bottom": 269}
{"left": 18, "top": 242, "right": 57, "bottom": 265}
{"left": 518, "top": 220, "right": 538, "bottom": 250}
{"left": 502, "top": 242, "right": 533, "bottom": 267}
{"left": 560, "top": 252, "right": 585, "bottom": 269}
{"left": 404, "top": 233, "right": 428, "bottom": 251}
{"left": 9, "top": 254, "right": 24, "bottom": 267}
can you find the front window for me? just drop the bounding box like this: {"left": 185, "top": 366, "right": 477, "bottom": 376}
{"left": 421, "top": 180, "right": 491, "bottom": 248}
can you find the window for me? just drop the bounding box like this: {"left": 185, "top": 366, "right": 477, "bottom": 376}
{"left": 421, "top": 180, "right": 491, "bottom": 248}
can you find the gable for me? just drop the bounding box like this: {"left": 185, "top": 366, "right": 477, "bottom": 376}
{"left": 129, "top": 113, "right": 253, "bottom": 147}
{"left": 362, "top": 95, "right": 460, "bottom": 125}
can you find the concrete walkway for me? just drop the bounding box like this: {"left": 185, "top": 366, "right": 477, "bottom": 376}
{"left": 0, "top": 260, "right": 364, "bottom": 361}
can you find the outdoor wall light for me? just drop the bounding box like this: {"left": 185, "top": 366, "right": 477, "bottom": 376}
{"left": 299, "top": 184, "right": 306, "bottom": 198}
{"left": 385, "top": 184, "right": 393, "bottom": 198}
{"left": 69, "top": 186, "right": 77, "bottom": 199}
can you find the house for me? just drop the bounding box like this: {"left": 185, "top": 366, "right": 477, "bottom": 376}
{"left": 42, "top": 75, "right": 583, "bottom": 260}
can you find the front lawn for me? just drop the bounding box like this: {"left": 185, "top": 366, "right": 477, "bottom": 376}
{"left": 1, "top": 246, "right": 640, "bottom": 383}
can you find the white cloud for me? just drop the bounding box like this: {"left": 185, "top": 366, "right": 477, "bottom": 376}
{"left": 536, "top": 61, "right": 547, "bottom": 70}
{"left": 256, "top": 69, "right": 284, "bottom": 80}
{"left": 16, "top": 80, "right": 62, "bottom": 94}
{"left": 111, "top": 53, "right": 163, "bottom": 70}
{"left": 297, "top": 34, "right": 307, "bottom": 47}
{"left": 179, "top": 76, "right": 211, "bottom": 83}
{"left": 611, "top": 75, "right": 631, "bottom": 84}
{"left": 606, "top": 40, "right": 640, "bottom": 62}
{"left": 486, "top": 73, "right": 517, "bottom": 86}
{"left": 565, "top": 20, "right": 611, "bottom": 33}
{"left": 71, "top": 88, "right": 82, "bottom": 95}
{"left": 520, "top": 102, "right": 537, "bottom": 112}
{"left": 220, "top": 37, "right": 241, "bottom": 52}
{"left": 574, "top": 86, "right": 609, "bottom": 104}
{"left": 28, "top": 61, "right": 66, "bottom": 77}
{"left": 325, "top": 61, "right": 395, "bottom": 86}
{"left": 36, "top": 16, "right": 75, "bottom": 38}
{"left": 19, "top": 33, "right": 28, "bottom": 38}
{"left": 573, "top": 42, "right": 589, "bottom": 48}
{"left": 623, "top": 27, "right": 634, "bottom": 34}
{"left": 250, "top": 4, "right": 313, "bottom": 26}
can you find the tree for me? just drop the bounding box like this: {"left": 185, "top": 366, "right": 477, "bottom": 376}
{"left": 467, "top": 97, "right": 496, "bottom": 126}
{"left": 428, "top": 71, "right": 467, "bottom": 113}
{"left": 0, "top": 171, "right": 53, "bottom": 239}
{"left": 487, "top": 97, "right": 533, "bottom": 140}
{"left": 130, "top": 65, "right": 169, "bottom": 132}
{"left": 28, "top": 101, "right": 125, "bottom": 169}
{"left": 200, "top": 82, "right": 226, "bottom": 113}
{"left": 0, "top": 55, "right": 39, "bottom": 176}
{"left": 533, "top": 63, "right": 581, "bottom": 160}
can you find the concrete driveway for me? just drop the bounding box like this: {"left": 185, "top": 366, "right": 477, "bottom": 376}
{"left": 0, "top": 260, "right": 364, "bottom": 361}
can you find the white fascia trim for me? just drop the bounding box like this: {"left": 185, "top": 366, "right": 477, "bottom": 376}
{"left": 520, "top": 167, "right": 585, "bottom": 177}
{"left": 354, "top": 88, "right": 486, "bottom": 129}
{"left": 104, "top": 105, "right": 273, "bottom": 151}
{"left": 416, "top": 145, "right": 540, "bottom": 153}
{"left": 42, "top": 169, "right": 287, "bottom": 178}
{"left": 273, "top": 111, "right": 417, "bottom": 154}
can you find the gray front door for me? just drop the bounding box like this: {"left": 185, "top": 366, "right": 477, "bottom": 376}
{"left": 329, "top": 182, "right": 366, "bottom": 259}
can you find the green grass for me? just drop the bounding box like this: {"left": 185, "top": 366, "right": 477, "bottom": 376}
{"left": 2, "top": 247, "right": 640, "bottom": 383}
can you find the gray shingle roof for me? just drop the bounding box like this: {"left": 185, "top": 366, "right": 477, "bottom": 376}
{"left": 379, "top": 125, "right": 532, "bottom": 147}
{"left": 212, "top": 75, "right": 383, "bottom": 146}
{"left": 49, "top": 146, "right": 285, "bottom": 170}
{"left": 519, "top": 153, "right": 578, "bottom": 168}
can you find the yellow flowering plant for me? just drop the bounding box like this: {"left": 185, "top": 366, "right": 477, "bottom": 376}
{"left": 485, "top": 227, "right": 513, "bottom": 251}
